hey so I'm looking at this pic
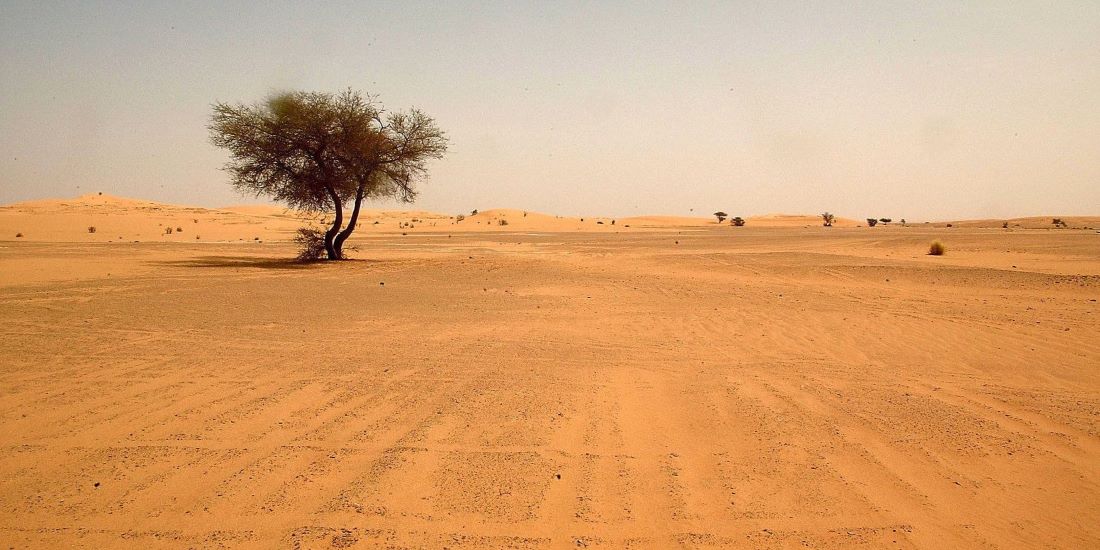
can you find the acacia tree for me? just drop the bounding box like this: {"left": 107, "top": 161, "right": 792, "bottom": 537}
{"left": 713, "top": 211, "right": 728, "bottom": 223}
{"left": 209, "top": 89, "right": 447, "bottom": 260}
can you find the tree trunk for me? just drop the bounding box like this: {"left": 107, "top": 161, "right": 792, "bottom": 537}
{"left": 324, "top": 188, "right": 344, "bottom": 260}
{"left": 333, "top": 183, "right": 365, "bottom": 259}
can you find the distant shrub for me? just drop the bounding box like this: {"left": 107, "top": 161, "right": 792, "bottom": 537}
{"left": 879, "top": 218, "right": 892, "bottom": 224}
{"left": 165, "top": 227, "right": 173, "bottom": 235}
{"left": 822, "top": 212, "right": 835, "bottom": 227}
{"left": 88, "top": 226, "right": 97, "bottom": 233}
{"left": 294, "top": 227, "right": 326, "bottom": 261}
{"left": 16, "top": 232, "right": 23, "bottom": 238}
{"left": 456, "top": 214, "right": 465, "bottom": 222}
{"left": 471, "top": 209, "right": 478, "bottom": 215}
{"left": 900, "top": 218, "right": 907, "bottom": 226}
{"left": 866, "top": 218, "right": 878, "bottom": 227}
{"left": 1003, "top": 221, "right": 1009, "bottom": 228}
{"left": 175, "top": 226, "right": 183, "bottom": 232}
{"left": 498, "top": 219, "right": 509, "bottom": 226}
{"left": 731, "top": 217, "right": 745, "bottom": 226}
{"left": 928, "top": 240, "right": 945, "bottom": 256}
{"left": 1052, "top": 218, "right": 1066, "bottom": 227}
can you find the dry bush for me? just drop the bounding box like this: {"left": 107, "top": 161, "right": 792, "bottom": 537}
{"left": 87, "top": 226, "right": 97, "bottom": 233}
{"left": 731, "top": 217, "right": 745, "bottom": 226}
{"left": 16, "top": 232, "right": 23, "bottom": 238}
{"left": 498, "top": 219, "right": 509, "bottom": 226}
{"left": 928, "top": 240, "right": 945, "bottom": 256}
{"left": 294, "top": 227, "right": 327, "bottom": 261}
{"left": 866, "top": 218, "right": 878, "bottom": 227}
{"left": 176, "top": 226, "right": 183, "bottom": 232}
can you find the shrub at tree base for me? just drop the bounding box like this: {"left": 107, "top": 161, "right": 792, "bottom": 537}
{"left": 928, "top": 240, "right": 945, "bottom": 256}
{"left": 294, "top": 227, "right": 328, "bottom": 261}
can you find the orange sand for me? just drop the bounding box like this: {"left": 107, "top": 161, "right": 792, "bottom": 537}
{"left": 1, "top": 195, "right": 1098, "bottom": 548}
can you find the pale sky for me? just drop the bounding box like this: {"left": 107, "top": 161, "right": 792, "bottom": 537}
{"left": 1, "top": 1, "right": 1098, "bottom": 220}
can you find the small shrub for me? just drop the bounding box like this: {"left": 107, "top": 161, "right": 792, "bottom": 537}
{"left": 822, "top": 212, "right": 835, "bottom": 227}
{"left": 731, "top": 217, "right": 745, "bottom": 227}
{"left": 165, "top": 227, "right": 173, "bottom": 235}
{"left": 471, "top": 209, "right": 478, "bottom": 215}
{"left": 294, "top": 227, "right": 326, "bottom": 261}
{"left": 1052, "top": 218, "right": 1066, "bottom": 227}
{"left": 456, "top": 214, "right": 465, "bottom": 222}
{"left": 928, "top": 241, "right": 945, "bottom": 256}
{"left": 596, "top": 220, "right": 604, "bottom": 224}
{"left": 175, "top": 226, "right": 183, "bottom": 233}
{"left": 15, "top": 232, "right": 23, "bottom": 238}
{"left": 866, "top": 218, "right": 878, "bottom": 227}
{"left": 88, "top": 226, "right": 97, "bottom": 233}
{"left": 1003, "top": 221, "right": 1009, "bottom": 228}
{"left": 498, "top": 219, "right": 509, "bottom": 226}
{"left": 879, "top": 218, "right": 892, "bottom": 224}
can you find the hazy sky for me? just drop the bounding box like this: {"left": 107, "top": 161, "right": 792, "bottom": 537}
{"left": 2, "top": 1, "right": 1098, "bottom": 220}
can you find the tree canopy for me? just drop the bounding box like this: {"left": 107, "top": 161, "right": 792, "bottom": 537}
{"left": 209, "top": 89, "right": 447, "bottom": 260}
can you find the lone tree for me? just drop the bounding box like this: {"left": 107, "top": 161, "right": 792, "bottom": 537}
{"left": 730, "top": 216, "right": 745, "bottom": 227}
{"left": 713, "top": 211, "right": 728, "bottom": 223}
{"left": 822, "top": 212, "right": 836, "bottom": 227}
{"left": 209, "top": 89, "right": 447, "bottom": 260}
{"left": 866, "top": 218, "right": 878, "bottom": 227}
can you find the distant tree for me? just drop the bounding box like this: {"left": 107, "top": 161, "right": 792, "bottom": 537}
{"left": 866, "top": 218, "right": 878, "bottom": 227}
{"left": 471, "top": 209, "right": 478, "bottom": 216}
{"left": 209, "top": 89, "right": 447, "bottom": 260}
{"left": 730, "top": 216, "right": 745, "bottom": 227}
{"left": 713, "top": 211, "right": 728, "bottom": 223}
{"left": 879, "top": 218, "right": 892, "bottom": 224}
{"left": 822, "top": 212, "right": 835, "bottom": 227}
{"left": 900, "top": 218, "right": 907, "bottom": 226}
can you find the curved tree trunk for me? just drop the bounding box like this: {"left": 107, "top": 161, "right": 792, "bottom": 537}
{"left": 333, "top": 184, "right": 365, "bottom": 259}
{"left": 324, "top": 187, "right": 344, "bottom": 260}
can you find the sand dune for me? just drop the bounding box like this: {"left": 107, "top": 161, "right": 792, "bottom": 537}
{"left": 1, "top": 196, "right": 1099, "bottom": 548}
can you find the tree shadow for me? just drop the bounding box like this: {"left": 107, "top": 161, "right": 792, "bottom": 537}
{"left": 157, "top": 255, "right": 313, "bottom": 270}
{"left": 157, "top": 255, "right": 383, "bottom": 270}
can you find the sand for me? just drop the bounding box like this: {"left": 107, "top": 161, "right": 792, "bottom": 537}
{"left": 1, "top": 196, "right": 1099, "bottom": 549}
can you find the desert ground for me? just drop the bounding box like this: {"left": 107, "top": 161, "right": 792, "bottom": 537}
{"left": 1, "top": 195, "right": 1098, "bottom": 549}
